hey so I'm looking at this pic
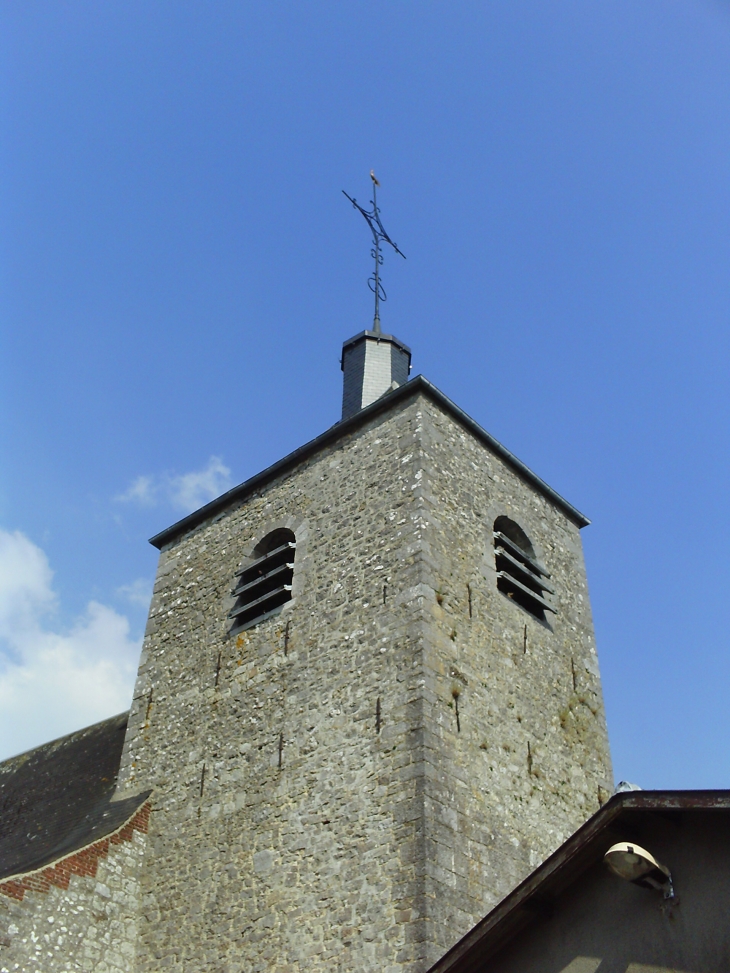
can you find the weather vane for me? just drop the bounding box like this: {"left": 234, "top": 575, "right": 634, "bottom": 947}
{"left": 343, "top": 171, "right": 406, "bottom": 333}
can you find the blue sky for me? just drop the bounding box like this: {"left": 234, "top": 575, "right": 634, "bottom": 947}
{"left": 1, "top": 2, "right": 729, "bottom": 786}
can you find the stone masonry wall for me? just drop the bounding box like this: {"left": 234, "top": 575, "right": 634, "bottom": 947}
{"left": 115, "top": 388, "right": 611, "bottom": 973}
{"left": 117, "top": 395, "right": 432, "bottom": 973}
{"left": 413, "top": 400, "right": 612, "bottom": 967}
{"left": 0, "top": 805, "right": 149, "bottom": 973}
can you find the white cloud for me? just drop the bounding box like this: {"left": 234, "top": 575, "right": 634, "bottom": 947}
{"left": 116, "top": 577, "right": 154, "bottom": 609}
{"left": 115, "top": 474, "right": 156, "bottom": 506}
{"left": 115, "top": 456, "right": 233, "bottom": 515}
{"left": 0, "top": 529, "right": 141, "bottom": 761}
{"left": 167, "top": 457, "right": 232, "bottom": 512}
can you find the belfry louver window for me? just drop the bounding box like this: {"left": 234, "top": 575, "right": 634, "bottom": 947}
{"left": 493, "top": 516, "right": 555, "bottom": 622}
{"left": 229, "top": 529, "right": 296, "bottom": 630}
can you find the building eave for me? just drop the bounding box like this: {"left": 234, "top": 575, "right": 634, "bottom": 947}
{"left": 149, "top": 375, "right": 590, "bottom": 551}
{"left": 426, "top": 789, "right": 730, "bottom": 973}
{"left": 0, "top": 712, "right": 151, "bottom": 883}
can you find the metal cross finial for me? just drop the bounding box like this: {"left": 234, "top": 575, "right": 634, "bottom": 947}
{"left": 343, "top": 171, "right": 406, "bottom": 333}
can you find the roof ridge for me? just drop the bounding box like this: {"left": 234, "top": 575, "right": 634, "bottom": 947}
{"left": 0, "top": 711, "right": 129, "bottom": 770}
{"left": 149, "top": 375, "right": 589, "bottom": 551}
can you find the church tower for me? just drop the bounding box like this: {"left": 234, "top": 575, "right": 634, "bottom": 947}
{"left": 114, "top": 318, "right": 613, "bottom": 972}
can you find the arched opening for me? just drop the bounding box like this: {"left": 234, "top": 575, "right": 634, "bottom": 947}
{"left": 494, "top": 516, "right": 536, "bottom": 559}
{"left": 229, "top": 528, "right": 296, "bottom": 630}
{"left": 493, "top": 517, "right": 554, "bottom": 621}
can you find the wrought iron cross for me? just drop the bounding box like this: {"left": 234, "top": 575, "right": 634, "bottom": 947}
{"left": 343, "top": 171, "right": 406, "bottom": 333}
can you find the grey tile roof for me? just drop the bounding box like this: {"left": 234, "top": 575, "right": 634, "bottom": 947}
{"left": 0, "top": 712, "right": 150, "bottom": 882}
